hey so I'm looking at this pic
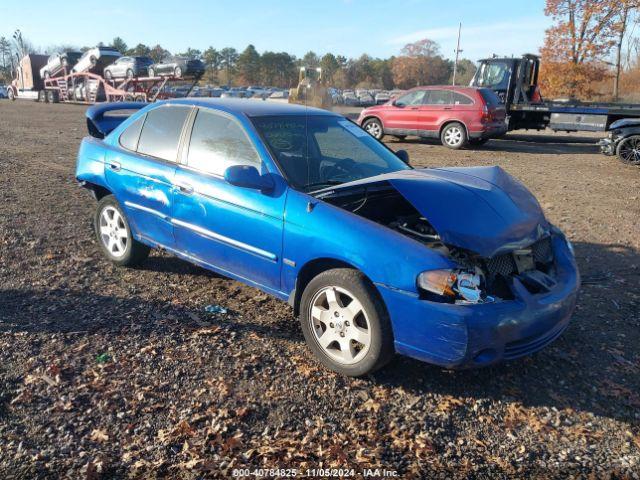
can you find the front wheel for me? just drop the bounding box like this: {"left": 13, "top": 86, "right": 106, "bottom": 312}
{"left": 299, "top": 268, "right": 394, "bottom": 377}
{"left": 616, "top": 135, "right": 640, "bottom": 166}
{"left": 441, "top": 122, "right": 468, "bottom": 149}
{"left": 94, "top": 195, "right": 150, "bottom": 267}
{"left": 362, "top": 118, "right": 384, "bottom": 140}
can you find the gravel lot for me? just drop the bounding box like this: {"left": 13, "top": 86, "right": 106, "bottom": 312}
{"left": 1, "top": 100, "right": 639, "bottom": 479}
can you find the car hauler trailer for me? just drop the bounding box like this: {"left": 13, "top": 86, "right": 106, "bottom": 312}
{"left": 470, "top": 54, "right": 640, "bottom": 133}
{"left": 9, "top": 54, "right": 198, "bottom": 104}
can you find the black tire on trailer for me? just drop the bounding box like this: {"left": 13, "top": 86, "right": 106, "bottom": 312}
{"left": 135, "top": 96, "right": 146, "bottom": 102}
{"left": 126, "top": 69, "right": 134, "bottom": 79}
{"left": 148, "top": 67, "right": 155, "bottom": 78}
{"left": 46, "top": 90, "right": 59, "bottom": 103}
{"left": 124, "top": 94, "right": 135, "bottom": 102}
{"left": 8, "top": 88, "right": 16, "bottom": 101}
{"left": 38, "top": 90, "right": 47, "bottom": 103}
{"left": 104, "top": 69, "right": 113, "bottom": 81}
{"left": 174, "top": 66, "right": 182, "bottom": 78}
{"left": 469, "top": 138, "right": 489, "bottom": 147}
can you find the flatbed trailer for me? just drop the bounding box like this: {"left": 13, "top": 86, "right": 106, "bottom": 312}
{"left": 471, "top": 54, "right": 640, "bottom": 132}
{"left": 9, "top": 54, "right": 198, "bottom": 104}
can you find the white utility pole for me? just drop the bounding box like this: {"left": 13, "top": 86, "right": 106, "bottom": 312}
{"left": 452, "top": 22, "right": 462, "bottom": 86}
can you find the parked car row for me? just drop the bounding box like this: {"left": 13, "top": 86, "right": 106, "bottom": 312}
{"left": 327, "top": 87, "right": 404, "bottom": 107}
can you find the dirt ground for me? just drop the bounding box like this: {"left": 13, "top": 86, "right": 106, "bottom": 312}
{"left": 1, "top": 100, "right": 639, "bottom": 479}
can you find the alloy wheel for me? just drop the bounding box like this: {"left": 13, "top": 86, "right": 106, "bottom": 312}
{"left": 365, "top": 121, "right": 382, "bottom": 139}
{"left": 99, "top": 206, "right": 128, "bottom": 258}
{"left": 309, "top": 286, "right": 371, "bottom": 365}
{"left": 618, "top": 137, "right": 640, "bottom": 165}
{"left": 444, "top": 126, "right": 463, "bottom": 146}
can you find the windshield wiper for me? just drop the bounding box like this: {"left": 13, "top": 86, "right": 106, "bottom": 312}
{"left": 304, "top": 180, "right": 343, "bottom": 192}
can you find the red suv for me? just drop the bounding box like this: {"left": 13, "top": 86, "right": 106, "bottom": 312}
{"left": 357, "top": 86, "right": 507, "bottom": 149}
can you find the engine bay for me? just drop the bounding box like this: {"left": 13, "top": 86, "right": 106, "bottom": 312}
{"left": 317, "top": 183, "right": 557, "bottom": 303}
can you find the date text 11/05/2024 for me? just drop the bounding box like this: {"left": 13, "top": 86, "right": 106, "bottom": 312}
{"left": 231, "top": 467, "right": 399, "bottom": 477}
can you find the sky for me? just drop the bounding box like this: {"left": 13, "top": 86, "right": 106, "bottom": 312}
{"left": 0, "top": 0, "right": 552, "bottom": 61}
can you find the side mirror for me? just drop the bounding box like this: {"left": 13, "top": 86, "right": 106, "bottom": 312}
{"left": 395, "top": 149, "right": 410, "bottom": 165}
{"left": 393, "top": 100, "right": 404, "bottom": 107}
{"left": 224, "top": 165, "right": 274, "bottom": 192}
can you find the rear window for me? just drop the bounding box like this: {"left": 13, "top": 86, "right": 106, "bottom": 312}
{"left": 479, "top": 88, "right": 502, "bottom": 106}
{"left": 137, "top": 106, "right": 191, "bottom": 161}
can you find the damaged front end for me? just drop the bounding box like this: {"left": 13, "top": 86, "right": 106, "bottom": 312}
{"left": 314, "top": 166, "right": 562, "bottom": 305}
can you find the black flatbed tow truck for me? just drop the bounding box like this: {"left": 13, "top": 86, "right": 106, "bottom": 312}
{"left": 470, "top": 54, "right": 640, "bottom": 133}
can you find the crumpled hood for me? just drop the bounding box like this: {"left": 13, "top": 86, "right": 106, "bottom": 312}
{"left": 388, "top": 166, "right": 548, "bottom": 257}
{"left": 316, "top": 166, "right": 548, "bottom": 258}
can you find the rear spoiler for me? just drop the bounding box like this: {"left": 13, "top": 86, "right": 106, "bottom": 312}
{"left": 86, "top": 102, "right": 148, "bottom": 139}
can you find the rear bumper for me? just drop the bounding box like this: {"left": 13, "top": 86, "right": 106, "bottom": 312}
{"left": 470, "top": 123, "right": 508, "bottom": 139}
{"left": 377, "top": 234, "right": 580, "bottom": 369}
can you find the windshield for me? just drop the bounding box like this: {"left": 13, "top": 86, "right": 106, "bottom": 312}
{"left": 474, "top": 61, "right": 510, "bottom": 90}
{"left": 251, "top": 115, "right": 410, "bottom": 191}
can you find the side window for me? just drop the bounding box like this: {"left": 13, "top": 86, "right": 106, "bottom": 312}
{"left": 424, "top": 90, "right": 452, "bottom": 105}
{"left": 137, "top": 106, "right": 191, "bottom": 161}
{"left": 452, "top": 92, "right": 474, "bottom": 105}
{"left": 396, "top": 90, "right": 427, "bottom": 106}
{"left": 119, "top": 114, "right": 146, "bottom": 151}
{"left": 186, "top": 109, "right": 261, "bottom": 176}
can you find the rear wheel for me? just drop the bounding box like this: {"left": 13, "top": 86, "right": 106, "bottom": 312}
{"left": 46, "top": 90, "right": 58, "bottom": 103}
{"left": 104, "top": 69, "right": 113, "bottom": 81}
{"left": 440, "top": 122, "right": 468, "bottom": 149}
{"left": 148, "top": 67, "right": 155, "bottom": 78}
{"left": 94, "top": 195, "right": 150, "bottom": 267}
{"left": 299, "top": 268, "right": 394, "bottom": 377}
{"left": 174, "top": 66, "right": 182, "bottom": 78}
{"left": 616, "top": 135, "right": 640, "bottom": 166}
{"left": 38, "top": 90, "right": 47, "bottom": 103}
{"left": 362, "top": 118, "right": 384, "bottom": 140}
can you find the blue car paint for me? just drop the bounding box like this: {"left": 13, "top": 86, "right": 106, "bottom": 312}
{"left": 76, "top": 99, "right": 581, "bottom": 369}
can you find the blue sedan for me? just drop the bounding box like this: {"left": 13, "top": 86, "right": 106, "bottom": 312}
{"left": 75, "top": 99, "right": 580, "bottom": 377}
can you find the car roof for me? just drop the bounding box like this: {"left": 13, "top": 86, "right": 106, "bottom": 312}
{"left": 411, "top": 85, "right": 480, "bottom": 93}
{"left": 160, "top": 98, "right": 338, "bottom": 117}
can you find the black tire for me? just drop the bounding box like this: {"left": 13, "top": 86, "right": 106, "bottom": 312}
{"left": 105, "top": 69, "right": 113, "bottom": 81}
{"left": 126, "top": 69, "right": 134, "bottom": 79}
{"left": 616, "top": 135, "right": 640, "bottom": 166}
{"left": 90, "top": 56, "right": 97, "bottom": 67}
{"left": 8, "top": 88, "right": 15, "bottom": 101}
{"left": 299, "top": 268, "right": 394, "bottom": 377}
{"left": 362, "top": 118, "right": 384, "bottom": 140}
{"left": 440, "top": 122, "right": 468, "bottom": 149}
{"left": 124, "top": 94, "right": 135, "bottom": 102}
{"left": 94, "top": 195, "right": 150, "bottom": 267}
{"left": 148, "top": 67, "right": 155, "bottom": 78}
{"left": 174, "top": 66, "right": 182, "bottom": 78}
{"left": 38, "top": 90, "right": 47, "bottom": 103}
{"left": 43, "top": 71, "right": 50, "bottom": 80}
{"left": 46, "top": 90, "right": 58, "bottom": 103}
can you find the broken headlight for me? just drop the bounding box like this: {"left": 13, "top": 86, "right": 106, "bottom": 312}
{"left": 417, "top": 268, "right": 491, "bottom": 304}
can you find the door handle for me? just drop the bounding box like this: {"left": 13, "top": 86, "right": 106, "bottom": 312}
{"left": 108, "top": 161, "right": 121, "bottom": 171}
{"left": 174, "top": 182, "right": 194, "bottom": 194}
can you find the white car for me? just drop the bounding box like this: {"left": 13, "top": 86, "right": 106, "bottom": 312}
{"left": 39, "top": 51, "right": 82, "bottom": 79}
{"left": 72, "top": 46, "right": 121, "bottom": 74}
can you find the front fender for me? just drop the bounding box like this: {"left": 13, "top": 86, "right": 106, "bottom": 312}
{"left": 281, "top": 189, "right": 455, "bottom": 296}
